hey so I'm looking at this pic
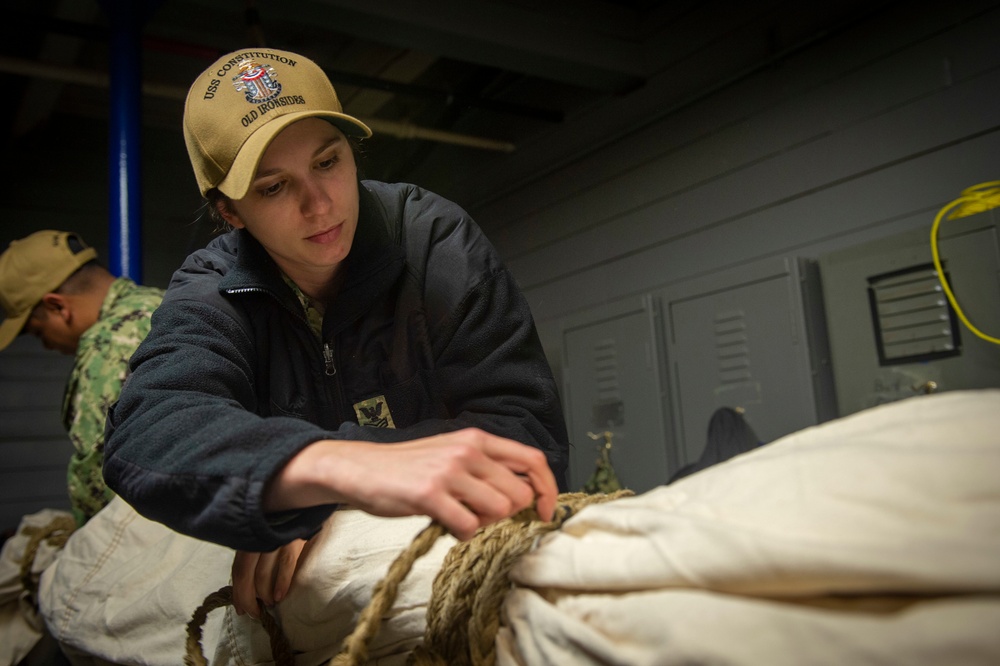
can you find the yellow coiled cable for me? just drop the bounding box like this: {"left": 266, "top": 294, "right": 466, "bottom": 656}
{"left": 929, "top": 180, "right": 1000, "bottom": 345}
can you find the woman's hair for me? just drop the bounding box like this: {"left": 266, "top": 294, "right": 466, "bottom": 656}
{"left": 200, "top": 134, "right": 367, "bottom": 232}
{"left": 201, "top": 189, "right": 233, "bottom": 232}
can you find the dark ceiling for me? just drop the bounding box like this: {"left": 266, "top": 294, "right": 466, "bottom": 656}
{"left": 1, "top": 0, "right": 881, "bottom": 215}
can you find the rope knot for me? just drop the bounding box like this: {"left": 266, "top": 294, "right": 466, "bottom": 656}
{"left": 334, "top": 490, "right": 633, "bottom": 666}
{"left": 185, "top": 490, "right": 633, "bottom": 666}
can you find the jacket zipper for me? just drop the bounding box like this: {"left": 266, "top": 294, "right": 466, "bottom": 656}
{"left": 228, "top": 285, "right": 344, "bottom": 421}
{"left": 228, "top": 284, "right": 334, "bottom": 374}
{"left": 322, "top": 342, "right": 337, "bottom": 376}
{"left": 324, "top": 338, "right": 348, "bottom": 425}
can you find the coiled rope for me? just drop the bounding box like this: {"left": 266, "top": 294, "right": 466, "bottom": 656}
{"left": 18, "top": 514, "right": 76, "bottom": 607}
{"left": 332, "top": 490, "right": 633, "bottom": 666}
{"left": 183, "top": 585, "right": 294, "bottom": 666}
{"left": 185, "top": 490, "right": 632, "bottom": 666}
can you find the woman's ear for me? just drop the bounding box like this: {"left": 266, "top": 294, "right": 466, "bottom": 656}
{"left": 216, "top": 199, "right": 245, "bottom": 229}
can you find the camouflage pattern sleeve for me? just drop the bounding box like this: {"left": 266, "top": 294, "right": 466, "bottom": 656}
{"left": 61, "top": 278, "right": 163, "bottom": 526}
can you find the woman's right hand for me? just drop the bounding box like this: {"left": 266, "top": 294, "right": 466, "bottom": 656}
{"left": 264, "top": 428, "right": 558, "bottom": 541}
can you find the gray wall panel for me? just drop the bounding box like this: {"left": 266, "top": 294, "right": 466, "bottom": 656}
{"left": 508, "top": 67, "right": 1000, "bottom": 291}
{"left": 521, "top": 129, "right": 1000, "bottom": 322}
{"left": 2, "top": 439, "right": 75, "bottom": 469}
{"left": 0, "top": 338, "right": 74, "bottom": 531}
{"left": 476, "top": 1, "right": 1000, "bottom": 242}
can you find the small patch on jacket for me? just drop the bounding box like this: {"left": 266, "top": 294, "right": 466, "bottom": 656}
{"left": 354, "top": 395, "right": 396, "bottom": 428}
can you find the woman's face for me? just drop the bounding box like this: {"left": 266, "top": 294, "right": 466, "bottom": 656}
{"left": 221, "top": 118, "right": 360, "bottom": 287}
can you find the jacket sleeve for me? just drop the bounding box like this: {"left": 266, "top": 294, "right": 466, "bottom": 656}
{"left": 103, "top": 292, "right": 339, "bottom": 552}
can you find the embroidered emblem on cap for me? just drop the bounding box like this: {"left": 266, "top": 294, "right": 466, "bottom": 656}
{"left": 232, "top": 59, "right": 281, "bottom": 104}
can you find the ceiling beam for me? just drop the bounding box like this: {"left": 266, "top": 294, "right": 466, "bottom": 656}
{"left": 0, "top": 55, "right": 516, "bottom": 152}
{"left": 11, "top": 1, "right": 100, "bottom": 137}
{"left": 266, "top": 0, "right": 648, "bottom": 93}
{"left": 12, "top": 6, "right": 568, "bottom": 123}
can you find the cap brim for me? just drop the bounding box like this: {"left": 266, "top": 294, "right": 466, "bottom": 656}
{"left": 0, "top": 309, "right": 31, "bottom": 352}
{"left": 217, "top": 110, "right": 372, "bottom": 200}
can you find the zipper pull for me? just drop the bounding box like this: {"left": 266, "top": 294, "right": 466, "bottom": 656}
{"left": 323, "top": 343, "right": 337, "bottom": 376}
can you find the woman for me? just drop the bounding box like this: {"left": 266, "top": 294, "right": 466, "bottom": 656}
{"left": 103, "top": 48, "right": 569, "bottom": 618}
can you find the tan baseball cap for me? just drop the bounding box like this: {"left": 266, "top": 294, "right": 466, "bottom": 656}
{"left": 184, "top": 48, "right": 372, "bottom": 200}
{"left": 0, "top": 230, "right": 98, "bottom": 351}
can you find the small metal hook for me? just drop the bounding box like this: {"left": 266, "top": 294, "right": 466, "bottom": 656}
{"left": 587, "top": 430, "right": 614, "bottom": 450}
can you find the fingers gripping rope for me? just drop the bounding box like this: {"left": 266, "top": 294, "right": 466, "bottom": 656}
{"left": 184, "top": 491, "right": 633, "bottom": 666}
{"left": 333, "top": 490, "right": 633, "bottom": 666}
{"left": 184, "top": 585, "right": 294, "bottom": 666}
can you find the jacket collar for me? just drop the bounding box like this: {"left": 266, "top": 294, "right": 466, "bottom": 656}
{"left": 218, "top": 181, "right": 406, "bottom": 333}
{"left": 325, "top": 182, "right": 405, "bottom": 335}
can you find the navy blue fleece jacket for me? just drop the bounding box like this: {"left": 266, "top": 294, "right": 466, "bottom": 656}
{"left": 104, "top": 180, "right": 569, "bottom": 551}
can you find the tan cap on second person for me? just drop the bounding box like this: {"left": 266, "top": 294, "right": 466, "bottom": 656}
{"left": 0, "top": 230, "right": 98, "bottom": 351}
{"left": 183, "top": 48, "right": 372, "bottom": 200}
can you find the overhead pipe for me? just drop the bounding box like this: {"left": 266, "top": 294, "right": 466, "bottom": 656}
{"left": 0, "top": 55, "right": 515, "bottom": 153}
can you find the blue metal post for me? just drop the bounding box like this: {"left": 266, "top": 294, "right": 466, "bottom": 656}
{"left": 104, "top": 0, "right": 144, "bottom": 280}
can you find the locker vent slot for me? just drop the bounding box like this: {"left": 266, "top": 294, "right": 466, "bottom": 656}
{"left": 591, "top": 338, "right": 624, "bottom": 428}
{"left": 867, "top": 263, "right": 961, "bottom": 365}
{"left": 715, "top": 310, "right": 751, "bottom": 385}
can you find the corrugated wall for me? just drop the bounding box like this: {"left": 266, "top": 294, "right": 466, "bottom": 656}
{"left": 0, "top": 338, "right": 74, "bottom": 530}
{"left": 471, "top": 2, "right": 1000, "bottom": 372}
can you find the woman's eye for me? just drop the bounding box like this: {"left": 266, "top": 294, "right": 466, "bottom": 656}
{"left": 318, "top": 155, "right": 339, "bottom": 170}
{"left": 259, "top": 181, "right": 283, "bottom": 197}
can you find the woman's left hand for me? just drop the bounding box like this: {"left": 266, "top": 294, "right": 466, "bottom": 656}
{"left": 231, "top": 538, "right": 308, "bottom": 619}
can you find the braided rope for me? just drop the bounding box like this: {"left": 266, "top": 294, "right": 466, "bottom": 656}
{"left": 329, "top": 522, "right": 449, "bottom": 666}
{"left": 185, "top": 490, "right": 633, "bottom": 666}
{"left": 332, "top": 490, "right": 633, "bottom": 666}
{"left": 18, "top": 514, "right": 77, "bottom": 606}
{"left": 184, "top": 585, "right": 294, "bottom": 666}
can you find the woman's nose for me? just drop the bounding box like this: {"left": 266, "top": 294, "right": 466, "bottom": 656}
{"left": 300, "top": 178, "right": 333, "bottom": 216}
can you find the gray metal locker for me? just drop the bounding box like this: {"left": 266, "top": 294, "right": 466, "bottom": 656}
{"left": 818, "top": 210, "right": 1000, "bottom": 416}
{"left": 661, "top": 257, "right": 836, "bottom": 466}
{"left": 560, "top": 295, "right": 674, "bottom": 493}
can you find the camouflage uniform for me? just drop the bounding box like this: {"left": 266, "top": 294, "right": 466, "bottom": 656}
{"left": 282, "top": 273, "right": 323, "bottom": 341}
{"left": 61, "top": 277, "right": 163, "bottom": 526}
